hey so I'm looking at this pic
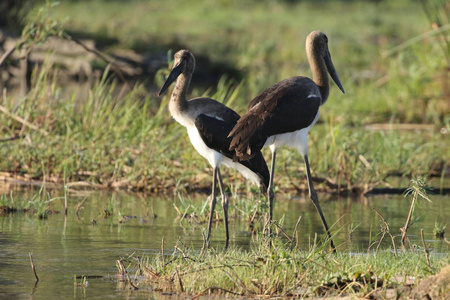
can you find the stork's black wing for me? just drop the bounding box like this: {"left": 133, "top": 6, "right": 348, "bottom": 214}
{"left": 195, "top": 114, "right": 270, "bottom": 191}
{"left": 195, "top": 114, "right": 236, "bottom": 159}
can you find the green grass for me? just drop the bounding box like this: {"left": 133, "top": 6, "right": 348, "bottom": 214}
{"left": 0, "top": 58, "right": 447, "bottom": 193}
{"left": 117, "top": 180, "right": 449, "bottom": 297}
{"left": 0, "top": 186, "right": 65, "bottom": 218}
{"left": 0, "top": 0, "right": 448, "bottom": 193}
{"left": 44, "top": 0, "right": 447, "bottom": 124}
{"left": 118, "top": 234, "right": 449, "bottom": 298}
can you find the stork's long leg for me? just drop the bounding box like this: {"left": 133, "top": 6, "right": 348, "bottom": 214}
{"left": 303, "top": 154, "right": 336, "bottom": 252}
{"left": 216, "top": 169, "right": 229, "bottom": 248}
{"left": 207, "top": 168, "right": 218, "bottom": 242}
{"left": 267, "top": 149, "right": 277, "bottom": 221}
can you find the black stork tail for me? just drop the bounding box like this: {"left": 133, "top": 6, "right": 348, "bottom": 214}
{"left": 240, "top": 151, "right": 270, "bottom": 195}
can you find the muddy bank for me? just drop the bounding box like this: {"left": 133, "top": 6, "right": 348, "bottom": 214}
{"left": 1, "top": 171, "right": 449, "bottom": 196}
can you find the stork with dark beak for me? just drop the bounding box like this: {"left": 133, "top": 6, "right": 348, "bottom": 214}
{"left": 159, "top": 50, "right": 270, "bottom": 247}
{"left": 229, "top": 31, "right": 345, "bottom": 251}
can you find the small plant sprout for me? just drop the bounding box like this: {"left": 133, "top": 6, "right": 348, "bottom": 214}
{"left": 401, "top": 177, "right": 432, "bottom": 250}
{"left": 74, "top": 275, "right": 88, "bottom": 288}
{"left": 433, "top": 222, "right": 446, "bottom": 238}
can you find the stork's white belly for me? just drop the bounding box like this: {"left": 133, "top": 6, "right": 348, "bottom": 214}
{"left": 186, "top": 126, "right": 262, "bottom": 187}
{"left": 187, "top": 126, "right": 222, "bottom": 167}
{"left": 264, "top": 110, "right": 320, "bottom": 156}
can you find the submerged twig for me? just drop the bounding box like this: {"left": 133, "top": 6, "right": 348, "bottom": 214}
{"left": 64, "top": 191, "right": 68, "bottom": 216}
{"left": 116, "top": 259, "right": 138, "bottom": 290}
{"left": 75, "top": 197, "right": 88, "bottom": 218}
{"left": 29, "top": 253, "right": 39, "bottom": 282}
{"left": 372, "top": 208, "right": 397, "bottom": 256}
{"left": 133, "top": 257, "right": 143, "bottom": 276}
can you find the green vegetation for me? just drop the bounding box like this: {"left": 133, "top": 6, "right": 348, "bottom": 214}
{"left": 118, "top": 234, "right": 449, "bottom": 298}
{"left": 0, "top": 186, "right": 66, "bottom": 218}
{"left": 111, "top": 178, "right": 449, "bottom": 298}
{"left": 434, "top": 222, "right": 446, "bottom": 238}
{"left": 0, "top": 0, "right": 448, "bottom": 195}
{"left": 45, "top": 0, "right": 448, "bottom": 123}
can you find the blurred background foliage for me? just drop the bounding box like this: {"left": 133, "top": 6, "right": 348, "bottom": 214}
{"left": 12, "top": 0, "right": 446, "bottom": 123}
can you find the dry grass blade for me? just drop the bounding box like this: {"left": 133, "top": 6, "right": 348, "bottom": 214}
{"left": 273, "top": 221, "right": 292, "bottom": 243}
{"left": 420, "top": 229, "right": 431, "bottom": 270}
{"left": 117, "top": 259, "right": 138, "bottom": 290}
{"left": 175, "top": 267, "right": 184, "bottom": 292}
{"left": 161, "top": 236, "right": 165, "bottom": 267}
{"left": 220, "top": 267, "right": 254, "bottom": 295}
{"left": 290, "top": 216, "right": 302, "bottom": 251}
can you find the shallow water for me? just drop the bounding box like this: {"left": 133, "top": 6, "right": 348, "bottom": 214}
{"left": 0, "top": 186, "right": 448, "bottom": 299}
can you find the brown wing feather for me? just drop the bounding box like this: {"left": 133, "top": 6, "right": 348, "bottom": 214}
{"left": 229, "top": 76, "right": 321, "bottom": 161}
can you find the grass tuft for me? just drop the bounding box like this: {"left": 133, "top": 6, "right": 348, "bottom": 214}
{"left": 118, "top": 235, "right": 449, "bottom": 298}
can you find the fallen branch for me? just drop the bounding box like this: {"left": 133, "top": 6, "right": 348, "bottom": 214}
{"left": 0, "top": 38, "right": 27, "bottom": 67}
{"left": 64, "top": 34, "right": 129, "bottom": 83}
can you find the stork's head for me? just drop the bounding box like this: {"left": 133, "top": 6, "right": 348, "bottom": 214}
{"left": 158, "top": 50, "right": 196, "bottom": 96}
{"left": 306, "top": 31, "right": 345, "bottom": 94}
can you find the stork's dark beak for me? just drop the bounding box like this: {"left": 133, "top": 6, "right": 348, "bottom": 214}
{"left": 324, "top": 49, "right": 345, "bottom": 94}
{"left": 158, "top": 62, "right": 184, "bottom": 96}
